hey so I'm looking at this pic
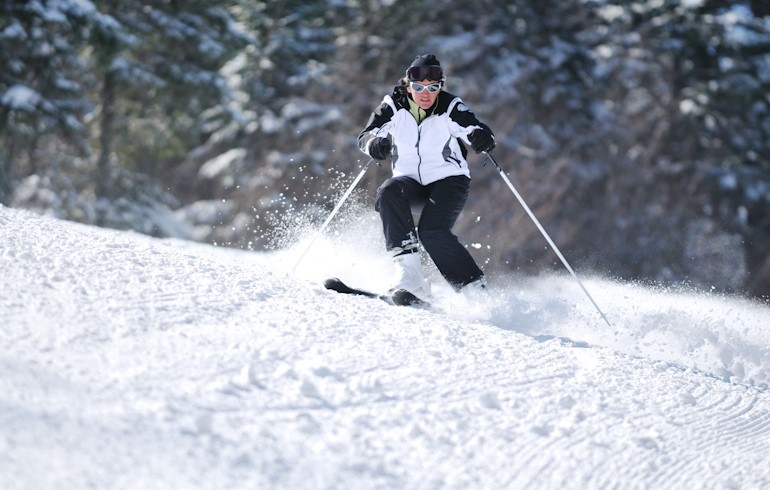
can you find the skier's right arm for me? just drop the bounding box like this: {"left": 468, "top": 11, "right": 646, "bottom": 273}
{"left": 358, "top": 98, "right": 395, "bottom": 160}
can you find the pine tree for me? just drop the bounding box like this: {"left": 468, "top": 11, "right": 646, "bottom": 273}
{"left": 0, "top": 0, "right": 96, "bottom": 202}
{"left": 88, "top": 0, "right": 249, "bottom": 199}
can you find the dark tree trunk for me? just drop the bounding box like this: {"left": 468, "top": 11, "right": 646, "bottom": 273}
{"left": 97, "top": 69, "right": 116, "bottom": 200}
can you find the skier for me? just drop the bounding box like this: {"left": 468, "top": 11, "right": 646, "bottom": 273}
{"left": 358, "top": 54, "right": 497, "bottom": 300}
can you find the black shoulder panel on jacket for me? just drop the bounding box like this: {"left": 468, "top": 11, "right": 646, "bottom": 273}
{"left": 358, "top": 100, "right": 395, "bottom": 152}
{"left": 373, "top": 100, "right": 394, "bottom": 119}
{"left": 432, "top": 91, "right": 457, "bottom": 116}
{"left": 392, "top": 80, "right": 409, "bottom": 110}
{"left": 448, "top": 97, "right": 487, "bottom": 130}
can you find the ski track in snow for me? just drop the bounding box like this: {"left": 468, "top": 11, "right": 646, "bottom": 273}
{"left": 2, "top": 205, "right": 770, "bottom": 489}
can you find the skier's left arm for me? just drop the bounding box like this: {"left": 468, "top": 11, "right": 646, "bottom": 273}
{"left": 448, "top": 100, "right": 496, "bottom": 154}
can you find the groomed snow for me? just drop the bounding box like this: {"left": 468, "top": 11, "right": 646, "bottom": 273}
{"left": 2, "top": 204, "right": 770, "bottom": 489}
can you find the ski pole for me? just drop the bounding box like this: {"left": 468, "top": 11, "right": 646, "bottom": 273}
{"left": 291, "top": 158, "right": 376, "bottom": 273}
{"left": 484, "top": 151, "right": 611, "bottom": 327}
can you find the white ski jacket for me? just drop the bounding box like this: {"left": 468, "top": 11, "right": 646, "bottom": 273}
{"left": 359, "top": 86, "right": 493, "bottom": 185}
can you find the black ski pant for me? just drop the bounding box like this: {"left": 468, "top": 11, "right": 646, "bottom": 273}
{"left": 375, "top": 175, "right": 484, "bottom": 290}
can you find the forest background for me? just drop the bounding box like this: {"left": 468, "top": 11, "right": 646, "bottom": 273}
{"left": 2, "top": 0, "right": 770, "bottom": 298}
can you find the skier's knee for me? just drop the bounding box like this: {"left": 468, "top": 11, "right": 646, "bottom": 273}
{"left": 375, "top": 180, "right": 402, "bottom": 210}
{"left": 417, "top": 227, "right": 449, "bottom": 250}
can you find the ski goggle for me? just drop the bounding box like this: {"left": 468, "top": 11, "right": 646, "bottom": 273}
{"left": 409, "top": 81, "right": 442, "bottom": 93}
{"left": 406, "top": 65, "right": 444, "bottom": 82}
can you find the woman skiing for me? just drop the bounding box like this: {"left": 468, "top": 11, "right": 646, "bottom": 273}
{"left": 358, "top": 54, "right": 496, "bottom": 300}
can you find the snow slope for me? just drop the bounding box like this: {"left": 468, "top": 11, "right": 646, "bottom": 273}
{"left": 2, "top": 204, "right": 770, "bottom": 489}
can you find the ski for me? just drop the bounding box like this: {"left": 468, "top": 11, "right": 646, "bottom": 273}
{"left": 323, "top": 277, "right": 431, "bottom": 309}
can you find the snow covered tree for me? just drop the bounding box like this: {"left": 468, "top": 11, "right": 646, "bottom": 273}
{"left": 0, "top": 0, "right": 96, "bottom": 202}
{"left": 87, "top": 0, "right": 248, "bottom": 199}
{"left": 574, "top": 0, "right": 770, "bottom": 294}
{"left": 192, "top": 0, "right": 361, "bottom": 247}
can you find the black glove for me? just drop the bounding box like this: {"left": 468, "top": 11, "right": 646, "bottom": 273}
{"left": 469, "top": 127, "right": 496, "bottom": 154}
{"left": 369, "top": 137, "right": 392, "bottom": 160}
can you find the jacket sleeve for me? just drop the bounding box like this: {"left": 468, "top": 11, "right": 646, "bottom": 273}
{"left": 358, "top": 97, "right": 396, "bottom": 157}
{"left": 447, "top": 99, "right": 494, "bottom": 146}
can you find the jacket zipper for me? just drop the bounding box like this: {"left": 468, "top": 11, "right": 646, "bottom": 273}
{"left": 416, "top": 126, "right": 423, "bottom": 184}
